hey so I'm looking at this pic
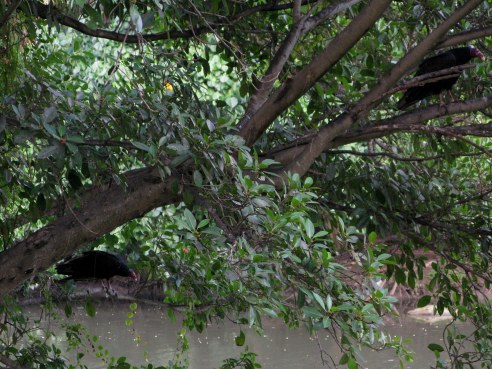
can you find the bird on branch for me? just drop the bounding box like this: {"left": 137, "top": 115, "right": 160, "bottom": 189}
{"left": 397, "top": 46, "right": 485, "bottom": 110}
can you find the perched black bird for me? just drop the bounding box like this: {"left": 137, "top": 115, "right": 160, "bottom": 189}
{"left": 397, "top": 46, "right": 484, "bottom": 110}
{"left": 56, "top": 251, "right": 138, "bottom": 290}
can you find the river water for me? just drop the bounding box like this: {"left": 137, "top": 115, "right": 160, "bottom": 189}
{"left": 25, "top": 301, "right": 452, "bottom": 369}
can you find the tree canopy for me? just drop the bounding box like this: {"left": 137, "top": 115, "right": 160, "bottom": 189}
{"left": 1, "top": 0, "right": 492, "bottom": 368}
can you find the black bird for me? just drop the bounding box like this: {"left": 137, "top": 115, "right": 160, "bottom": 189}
{"left": 397, "top": 46, "right": 485, "bottom": 110}
{"left": 56, "top": 250, "right": 138, "bottom": 291}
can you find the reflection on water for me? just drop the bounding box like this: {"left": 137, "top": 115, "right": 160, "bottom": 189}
{"left": 25, "top": 302, "right": 451, "bottom": 369}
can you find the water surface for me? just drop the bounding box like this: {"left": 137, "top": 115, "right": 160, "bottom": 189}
{"left": 26, "top": 301, "right": 452, "bottom": 369}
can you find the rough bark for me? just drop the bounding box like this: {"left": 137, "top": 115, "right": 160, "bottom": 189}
{"left": 266, "top": 95, "right": 492, "bottom": 165}
{"left": 283, "top": 0, "right": 484, "bottom": 177}
{"left": 0, "top": 167, "right": 181, "bottom": 296}
{"left": 238, "top": 0, "right": 392, "bottom": 146}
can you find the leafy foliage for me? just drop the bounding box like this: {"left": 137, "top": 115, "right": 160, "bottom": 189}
{"left": 1, "top": 1, "right": 492, "bottom": 369}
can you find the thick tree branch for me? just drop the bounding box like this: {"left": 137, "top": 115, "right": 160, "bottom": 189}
{"left": 241, "top": 0, "right": 361, "bottom": 125}
{"left": 439, "top": 26, "right": 492, "bottom": 48}
{"left": 0, "top": 167, "right": 181, "bottom": 296}
{"left": 238, "top": 0, "right": 392, "bottom": 146}
{"left": 335, "top": 96, "right": 492, "bottom": 144}
{"left": 283, "top": 0, "right": 484, "bottom": 177}
{"left": 267, "top": 95, "right": 492, "bottom": 165}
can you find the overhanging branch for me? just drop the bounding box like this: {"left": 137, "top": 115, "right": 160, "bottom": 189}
{"left": 23, "top": 0, "right": 320, "bottom": 43}
{"left": 0, "top": 167, "right": 181, "bottom": 297}
{"left": 266, "top": 95, "right": 492, "bottom": 165}
{"left": 238, "top": 0, "right": 392, "bottom": 146}
{"left": 283, "top": 0, "right": 484, "bottom": 177}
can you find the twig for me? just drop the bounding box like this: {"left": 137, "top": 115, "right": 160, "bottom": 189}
{"left": 324, "top": 148, "right": 485, "bottom": 162}
{"left": 0, "top": 0, "right": 22, "bottom": 32}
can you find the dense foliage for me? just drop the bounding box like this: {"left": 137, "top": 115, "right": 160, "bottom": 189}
{"left": 1, "top": 1, "right": 492, "bottom": 368}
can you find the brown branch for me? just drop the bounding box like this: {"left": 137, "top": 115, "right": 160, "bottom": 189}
{"left": 439, "top": 26, "right": 492, "bottom": 49}
{"left": 283, "top": 0, "right": 484, "bottom": 178}
{"left": 24, "top": 1, "right": 207, "bottom": 42}
{"left": 0, "top": 167, "right": 181, "bottom": 296}
{"left": 266, "top": 95, "right": 492, "bottom": 165}
{"left": 240, "top": 0, "right": 360, "bottom": 125}
{"left": 23, "top": 1, "right": 319, "bottom": 44}
{"left": 238, "top": 0, "right": 392, "bottom": 146}
{"left": 324, "top": 149, "right": 485, "bottom": 162}
{"left": 0, "top": 0, "right": 22, "bottom": 32}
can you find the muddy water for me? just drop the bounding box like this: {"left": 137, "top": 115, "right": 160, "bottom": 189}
{"left": 26, "top": 302, "right": 452, "bottom": 369}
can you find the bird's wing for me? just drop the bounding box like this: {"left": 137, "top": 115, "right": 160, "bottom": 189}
{"left": 415, "top": 52, "right": 457, "bottom": 75}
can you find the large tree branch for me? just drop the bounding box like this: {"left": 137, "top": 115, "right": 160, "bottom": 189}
{"left": 283, "top": 0, "right": 484, "bottom": 177}
{"left": 0, "top": 167, "right": 181, "bottom": 297}
{"left": 241, "top": 0, "right": 362, "bottom": 125}
{"left": 439, "top": 26, "right": 492, "bottom": 48}
{"left": 23, "top": 0, "right": 318, "bottom": 43}
{"left": 238, "top": 0, "right": 392, "bottom": 146}
{"left": 267, "top": 95, "right": 492, "bottom": 165}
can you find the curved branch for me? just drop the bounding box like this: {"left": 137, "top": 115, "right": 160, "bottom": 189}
{"left": 238, "top": 0, "right": 392, "bottom": 146}
{"left": 240, "top": 0, "right": 362, "bottom": 125}
{"left": 324, "top": 149, "right": 485, "bottom": 162}
{"left": 25, "top": 1, "right": 207, "bottom": 42}
{"left": 335, "top": 96, "right": 492, "bottom": 144}
{"left": 0, "top": 167, "right": 181, "bottom": 296}
{"left": 0, "top": 0, "right": 23, "bottom": 32}
{"left": 267, "top": 95, "right": 492, "bottom": 165}
{"left": 24, "top": 0, "right": 319, "bottom": 43}
{"left": 439, "top": 26, "right": 492, "bottom": 48}
{"left": 283, "top": 0, "right": 484, "bottom": 177}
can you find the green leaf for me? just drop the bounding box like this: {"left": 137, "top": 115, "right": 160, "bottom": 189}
{"left": 197, "top": 219, "right": 209, "bottom": 229}
{"left": 183, "top": 209, "right": 197, "bottom": 229}
{"left": 67, "top": 135, "right": 84, "bottom": 144}
{"left": 304, "top": 219, "right": 315, "bottom": 239}
{"left": 368, "top": 231, "right": 377, "bottom": 243}
{"left": 132, "top": 141, "right": 150, "bottom": 152}
{"left": 37, "top": 145, "right": 59, "bottom": 159}
{"left": 43, "top": 106, "right": 58, "bottom": 124}
{"left": 326, "top": 294, "right": 333, "bottom": 311}
{"left": 428, "top": 343, "right": 444, "bottom": 352}
{"left": 395, "top": 267, "right": 406, "bottom": 285}
{"left": 313, "top": 230, "right": 328, "bottom": 238}
{"left": 304, "top": 177, "right": 313, "bottom": 188}
{"left": 193, "top": 170, "right": 203, "bottom": 186}
{"left": 84, "top": 300, "right": 96, "bottom": 317}
{"left": 43, "top": 122, "right": 59, "bottom": 138}
{"left": 377, "top": 253, "right": 392, "bottom": 261}
{"left": 417, "top": 295, "right": 432, "bottom": 308}
{"left": 312, "top": 292, "right": 326, "bottom": 311}
{"left": 302, "top": 306, "right": 324, "bottom": 318}
{"left": 339, "top": 353, "right": 349, "bottom": 365}
{"left": 235, "top": 330, "right": 245, "bottom": 346}
{"left": 348, "top": 357, "right": 357, "bottom": 369}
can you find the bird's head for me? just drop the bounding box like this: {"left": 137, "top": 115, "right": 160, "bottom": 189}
{"left": 129, "top": 270, "right": 138, "bottom": 282}
{"left": 470, "top": 47, "right": 485, "bottom": 61}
